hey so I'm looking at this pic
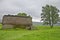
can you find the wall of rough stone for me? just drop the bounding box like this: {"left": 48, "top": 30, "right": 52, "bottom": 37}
{"left": 2, "top": 15, "right": 32, "bottom": 25}
{"left": 2, "top": 15, "right": 32, "bottom": 29}
{"left": 2, "top": 24, "right": 14, "bottom": 29}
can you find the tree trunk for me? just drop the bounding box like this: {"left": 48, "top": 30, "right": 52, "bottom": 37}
{"left": 51, "top": 24, "right": 53, "bottom": 28}
{"left": 51, "top": 12, "right": 53, "bottom": 28}
{"left": 49, "top": 19, "right": 53, "bottom": 28}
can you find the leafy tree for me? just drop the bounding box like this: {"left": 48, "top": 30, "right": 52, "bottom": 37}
{"left": 41, "top": 5, "right": 59, "bottom": 28}
{"left": 17, "top": 13, "right": 27, "bottom": 16}
{"left": 58, "top": 17, "right": 60, "bottom": 22}
{"left": 17, "top": 12, "right": 32, "bottom": 18}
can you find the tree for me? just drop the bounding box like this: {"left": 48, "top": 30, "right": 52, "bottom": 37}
{"left": 17, "top": 13, "right": 27, "bottom": 16}
{"left": 17, "top": 12, "right": 32, "bottom": 18}
{"left": 41, "top": 5, "right": 59, "bottom": 28}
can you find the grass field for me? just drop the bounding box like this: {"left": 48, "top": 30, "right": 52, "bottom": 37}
{"left": 0, "top": 24, "right": 60, "bottom": 40}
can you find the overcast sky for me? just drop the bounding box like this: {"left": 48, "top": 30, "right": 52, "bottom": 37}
{"left": 0, "top": 0, "right": 60, "bottom": 22}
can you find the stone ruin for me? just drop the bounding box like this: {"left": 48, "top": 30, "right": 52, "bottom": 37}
{"left": 2, "top": 15, "right": 32, "bottom": 30}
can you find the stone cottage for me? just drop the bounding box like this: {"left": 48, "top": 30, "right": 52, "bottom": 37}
{"left": 2, "top": 15, "right": 32, "bottom": 29}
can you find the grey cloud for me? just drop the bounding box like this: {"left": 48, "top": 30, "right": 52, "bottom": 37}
{"left": 0, "top": 0, "right": 60, "bottom": 22}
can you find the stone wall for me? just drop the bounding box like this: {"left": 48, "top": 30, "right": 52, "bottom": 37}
{"left": 2, "top": 15, "right": 32, "bottom": 29}
{"left": 2, "top": 24, "right": 14, "bottom": 29}
{"left": 2, "top": 15, "right": 32, "bottom": 25}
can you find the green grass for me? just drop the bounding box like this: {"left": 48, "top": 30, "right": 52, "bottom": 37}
{"left": 0, "top": 24, "right": 60, "bottom": 40}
